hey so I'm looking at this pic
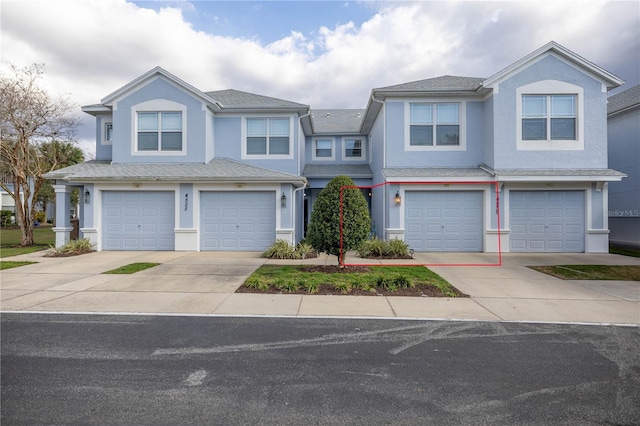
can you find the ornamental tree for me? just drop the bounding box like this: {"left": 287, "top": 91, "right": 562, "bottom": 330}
{"left": 0, "top": 64, "right": 80, "bottom": 246}
{"left": 306, "top": 175, "right": 370, "bottom": 262}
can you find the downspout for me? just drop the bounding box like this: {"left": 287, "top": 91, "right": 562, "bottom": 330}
{"left": 369, "top": 94, "right": 386, "bottom": 239}
{"left": 298, "top": 108, "right": 312, "bottom": 177}
{"left": 293, "top": 184, "right": 306, "bottom": 244}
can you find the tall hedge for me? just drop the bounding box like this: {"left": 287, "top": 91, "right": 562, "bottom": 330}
{"left": 306, "top": 175, "right": 370, "bottom": 258}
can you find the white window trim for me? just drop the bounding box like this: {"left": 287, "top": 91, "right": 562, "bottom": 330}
{"left": 516, "top": 80, "right": 584, "bottom": 151}
{"left": 404, "top": 100, "right": 467, "bottom": 151}
{"left": 103, "top": 122, "right": 113, "bottom": 146}
{"left": 312, "top": 137, "right": 335, "bottom": 161}
{"left": 131, "top": 99, "right": 187, "bottom": 156}
{"left": 241, "top": 115, "right": 294, "bottom": 160}
{"left": 342, "top": 137, "right": 367, "bottom": 161}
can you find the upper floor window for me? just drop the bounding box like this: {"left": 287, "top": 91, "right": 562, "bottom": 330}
{"left": 313, "top": 138, "right": 334, "bottom": 160}
{"left": 516, "top": 80, "right": 583, "bottom": 151}
{"left": 104, "top": 122, "right": 113, "bottom": 145}
{"left": 344, "top": 138, "right": 364, "bottom": 159}
{"left": 137, "top": 111, "right": 182, "bottom": 151}
{"left": 246, "top": 118, "right": 290, "bottom": 156}
{"left": 522, "top": 95, "right": 576, "bottom": 140}
{"left": 410, "top": 103, "right": 459, "bottom": 146}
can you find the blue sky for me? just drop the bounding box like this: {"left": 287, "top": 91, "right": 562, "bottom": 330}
{"left": 2, "top": 0, "right": 639, "bottom": 155}
{"left": 133, "top": 1, "right": 375, "bottom": 47}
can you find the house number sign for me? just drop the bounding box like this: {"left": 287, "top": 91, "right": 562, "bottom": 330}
{"left": 184, "top": 193, "right": 189, "bottom": 212}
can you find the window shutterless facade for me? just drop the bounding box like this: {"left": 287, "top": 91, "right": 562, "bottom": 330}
{"left": 522, "top": 95, "right": 576, "bottom": 140}
{"left": 246, "top": 118, "right": 290, "bottom": 155}
{"left": 137, "top": 111, "right": 183, "bottom": 151}
{"left": 410, "top": 103, "right": 460, "bottom": 146}
{"left": 315, "top": 139, "right": 332, "bottom": 158}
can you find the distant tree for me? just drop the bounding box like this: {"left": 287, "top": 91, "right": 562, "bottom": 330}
{"left": 306, "top": 175, "right": 370, "bottom": 262}
{"left": 0, "top": 64, "right": 80, "bottom": 246}
{"left": 36, "top": 141, "right": 85, "bottom": 220}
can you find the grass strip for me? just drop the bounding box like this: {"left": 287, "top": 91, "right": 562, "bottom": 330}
{"left": 530, "top": 265, "right": 640, "bottom": 281}
{"left": 103, "top": 263, "right": 160, "bottom": 274}
{"left": 0, "top": 261, "right": 38, "bottom": 270}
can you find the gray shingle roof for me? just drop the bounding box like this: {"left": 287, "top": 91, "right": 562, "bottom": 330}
{"left": 303, "top": 164, "right": 372, "bottom": 178}
{"left": 608, "top": 84, "right": 640, "bottom": 115}
{"left": 45, "top": 158, "right": 307, "bottom": 184}
{"left": 205, "top": 89, "right": 308, "bottom": 110}
{"left": 375, "top": 75, "right": 484, "bottom": 92}
{"left": 310, "top": 109, "right": 365, "bottom": 133}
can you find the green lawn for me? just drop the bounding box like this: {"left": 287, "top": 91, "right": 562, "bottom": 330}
{"left": 610, "top": 247, "right": 640, "bottom": 258}
{"left": 103, "top": 263, "right": 160, "bottom": 274}
{"left": 530, "top": 265, "right": 640, "bottom": 281}
{"left": 0, "top": 227, "right": 55, "bottom": 258}
{"left": 0, "top": 260, "right": 38, "bottom": 270}
{"left": 241, "top": 265, "right": 464, "bottom": 297}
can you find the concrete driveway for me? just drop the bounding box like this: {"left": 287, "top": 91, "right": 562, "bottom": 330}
{"left": 1, "top": 250, "right": 639, "bottom": 325}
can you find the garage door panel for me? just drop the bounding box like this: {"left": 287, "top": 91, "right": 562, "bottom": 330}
{"left": 510, "top": 191, "right": 584, "bottom": 252}
{"left": 406, "top": 191, "right": 483, "bottom": 252}
{"left": 102, "top": 191, "right": 175, "bottom": 251}
{"left": 200, "top": 191, "right": 275, "bottom": 251}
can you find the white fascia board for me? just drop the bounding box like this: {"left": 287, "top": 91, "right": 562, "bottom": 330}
{"left": 384, "top": 176, "right": 496, "bottom": 183}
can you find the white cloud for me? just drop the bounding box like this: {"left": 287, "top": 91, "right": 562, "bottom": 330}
{"left": 2, "top": 0, "right": 638, "bottom": 157}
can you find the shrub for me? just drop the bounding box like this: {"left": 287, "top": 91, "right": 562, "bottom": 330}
{"left": 375, "top": 275, "right": 397, "bottom": 292}
{"left": 393, "top": 274, "right": 414, "bottom": 289}
{"left": 357, "top": 237, "right": 386, "bottom": 257}
{"left": 34, "top": 211, "right": 46, "bottom": 223}
{"left": 45, "top": 238, "right": 94, "bottom": 256}
{"left": 333, "top": 281, "right": 352, "bottom": 294}
{"left": 0, "top": 210, "right": 12, "bottom": 227}
{"left": 262, "top": 239, "right": 299, "bottom": 259}
{"left": 302, "top": 281, "right": 319, "bottom": 294}
{"left": 274, "top": 279, "right": 299, "bottom": 293}
{"left": 296, "top": 242, "right": 314, "bottom": 259}
{"left": 357, "top": 237, "right": 411, "bottom": 258}
{"left": 245, "top": 277, "right": 269, "bottom": 291}
{"left": 386, "top": 238, "right": 410, "bottom": 257}
{"left": 306, "top": 175, "right": 370, "bottom": 258}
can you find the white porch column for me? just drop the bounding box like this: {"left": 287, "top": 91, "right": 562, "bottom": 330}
{"left": 52, "top": 185, "right": 72, "bottom": 247}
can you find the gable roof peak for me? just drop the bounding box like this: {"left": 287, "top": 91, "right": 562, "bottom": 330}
{"left": 483, "top": 41, "right": 624, "bottom": 90}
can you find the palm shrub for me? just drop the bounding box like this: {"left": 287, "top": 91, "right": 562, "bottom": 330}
{"left": 386, "top": 238, "right": 410, "bottom": 257}
{"left": 306, "top": 175, "right": 370, "bottom": 258}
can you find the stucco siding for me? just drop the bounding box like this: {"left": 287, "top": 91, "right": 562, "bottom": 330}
{"left": 493, "top": 54, "right": 608, "bottom": 169}
{"left": 112, "top": 77, "right": 208, "bottom": 163}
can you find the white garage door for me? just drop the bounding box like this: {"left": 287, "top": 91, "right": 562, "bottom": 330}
{"left": 200, "top": 191, "right": 275, "bottom": 251}
{"left": 102, "top": 191, "right": 175, "bottom": 250}
{"left": 510, "top": 190, "right": 585, "bottom": 252}
{"left": 405, "top": 191, "right": 483, "bottom": 252}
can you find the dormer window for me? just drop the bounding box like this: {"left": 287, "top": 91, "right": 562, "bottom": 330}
{"left": 137, "top": 112, "right": 183, "bottom": 151}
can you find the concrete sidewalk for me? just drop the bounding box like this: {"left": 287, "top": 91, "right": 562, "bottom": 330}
{"left": 1, "top": 250, "right": 639, "bottom": 325}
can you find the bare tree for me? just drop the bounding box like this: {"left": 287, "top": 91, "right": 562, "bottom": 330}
{"left": 0, "top": 64, "right": 80, "bottom": 246}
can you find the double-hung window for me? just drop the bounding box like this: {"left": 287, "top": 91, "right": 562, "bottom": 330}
{"left": 246, "top": 118, "right": 290, "bottom": 155}
{"left": 137, "top": 112, "right": 182, "bottom": 151}
{"left": 410, "top": 103, "right": 460, "bottom": 146}
{"left": 315, "top": 139, "right": 333, "bottom": 159}
{"left": 345, "top": 139, "right": 363, "bottom": 158}
{"left": 522, "top": 95, "right": 576, "bottom": 140}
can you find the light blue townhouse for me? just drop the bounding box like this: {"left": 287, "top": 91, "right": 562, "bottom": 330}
{"left": 47, "top": 41, "right": 626, "bottom": 253}
{"left": 607, "top": 84, "right": 640, "bottom": 249}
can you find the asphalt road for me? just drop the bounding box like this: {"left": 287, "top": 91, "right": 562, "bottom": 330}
{"left": 2, "top": 313, "right": 639, "bottom": 425}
